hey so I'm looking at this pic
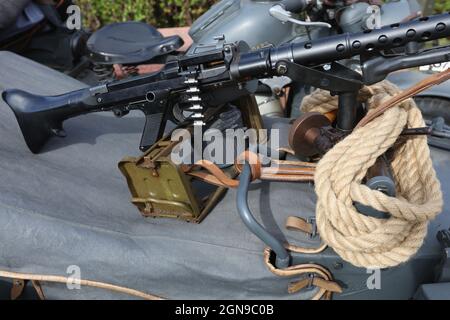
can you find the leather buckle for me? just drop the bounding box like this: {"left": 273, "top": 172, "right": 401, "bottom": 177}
{"left": 307, "top": 217, "right": 317, "bottom": 238}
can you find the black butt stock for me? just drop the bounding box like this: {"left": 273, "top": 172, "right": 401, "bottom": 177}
{"left": 2, "top": 88, "right": 95, "bottom": 153}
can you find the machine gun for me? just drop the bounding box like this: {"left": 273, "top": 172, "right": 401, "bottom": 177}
{"left": 3, "top": 12, "right": 450, "bottom": 154}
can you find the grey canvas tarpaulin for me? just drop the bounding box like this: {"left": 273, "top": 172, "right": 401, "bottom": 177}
{"left": 0, "top": 51, "right": 449, "bottom": 300}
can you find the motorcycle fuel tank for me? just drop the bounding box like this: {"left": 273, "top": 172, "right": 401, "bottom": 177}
{"left": 188, "top": 0, "right": 311, "bottom": 53}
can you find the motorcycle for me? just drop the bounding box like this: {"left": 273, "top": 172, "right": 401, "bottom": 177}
{"left": 1, "top": 4, "right": 450, "bottom": 301}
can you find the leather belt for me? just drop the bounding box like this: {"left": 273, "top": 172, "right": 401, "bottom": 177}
{"left": 186, "top": 151, "right": 315, "bottom": 188}
{"left": 357, "top": 68, "right": 450, "bottom": 128}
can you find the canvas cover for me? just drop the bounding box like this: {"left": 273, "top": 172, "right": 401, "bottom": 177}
{"left": 0, "top": 51, "right": 448, "bottom": 300}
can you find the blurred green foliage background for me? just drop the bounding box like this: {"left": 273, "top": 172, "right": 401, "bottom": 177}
{"left": 76, "top": 0, "right": 449, "bottom": 29}
{"left": 76, "top": 0, "right": 216, "bottom": 29}
{"left": 435, "top": 0, "right": 450, "bottom": 12}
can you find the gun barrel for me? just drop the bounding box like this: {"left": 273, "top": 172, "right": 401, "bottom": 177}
{"left": 234, "top": 12, "right": 450, "bottom": 78}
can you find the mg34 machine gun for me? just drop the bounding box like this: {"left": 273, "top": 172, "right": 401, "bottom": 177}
{"left": 2, "top": 13, "right": 450, "bottom": 261}
{"left": 3, "top": 12, "right": 450, "bottom": 153}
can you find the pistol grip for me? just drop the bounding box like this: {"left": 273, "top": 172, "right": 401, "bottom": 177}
{"left": 140, "top": 112, "right": 165, "bottom": 152}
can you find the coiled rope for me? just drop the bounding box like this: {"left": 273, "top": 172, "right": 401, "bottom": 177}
{"left": 300, "top": 79, "right": 445, "bottom": 268}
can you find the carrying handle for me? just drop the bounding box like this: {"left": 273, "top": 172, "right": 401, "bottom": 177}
{"left": 237, "top": 162, "right": 291, "bottom": 268}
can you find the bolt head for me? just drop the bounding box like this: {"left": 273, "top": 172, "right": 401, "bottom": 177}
{"left": 277, "top": 63, "right": 288, "bottom": 75}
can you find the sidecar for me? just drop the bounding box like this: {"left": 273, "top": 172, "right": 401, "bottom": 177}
{"left": 0, "top": 51, "right": 448, "bottom": 300}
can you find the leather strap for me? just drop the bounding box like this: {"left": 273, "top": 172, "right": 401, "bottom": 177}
{"left": 357, "top": 68, "right": 450, "bottom": 128}
{"left": 272, "top": 159, "right": 316, "bottom": 167}
{"left": 31, "top": 280, "right": 46, "bottom": 300}
{"left": 261, "top": 174, "right": 314, "bottom": 182}
{"left": 187, "top": 152, "right": 262, "bottom": 188}
{"left": 187, "top": 151, "right": 316, "bottom": 188}
{"left": 188, "top": 165, "right": 315, "bottom": 186}
{"left": 285, "top": 216, "right": 328, "bottom": 254}
{"left": 188, "top": 160, "right": 240, "bottom": 188}
{"left": 263, "top": 248, "right": 341, "bottom": 300}
{"left": 288, "top": 276, "right": 342, "bottom": 294}
{"left": 262, "top": 167, "right": 315, "bottom": 175}
{"left": 233, "top": 151, "right": 263, "bottom": 179}
{"left": 10, "top": 279, "right": 26, "bottom": 300}
{"left": 10, "top": 279, "right": 45, "bottom": 300}
{"left": 286, "top": 216, "right": 314, "bottom": 235}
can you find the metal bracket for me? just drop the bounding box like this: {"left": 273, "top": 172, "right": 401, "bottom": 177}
{"left": 276, "top": 61, "right": 363, "bottom": 132}
{"left": 436, "top": 229, "right": 450, "bottom": 282}
{"left": 307, "top": 216, "right": 317, "bottom": 238}
{"left": 276, "top": 60, "right": 363, "bottom": 93}
{"left": 260, "top": 76, "right": 292, "bottom": 95}
{"left": 306, "top": 273, "right": 316, "bottom": 289}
